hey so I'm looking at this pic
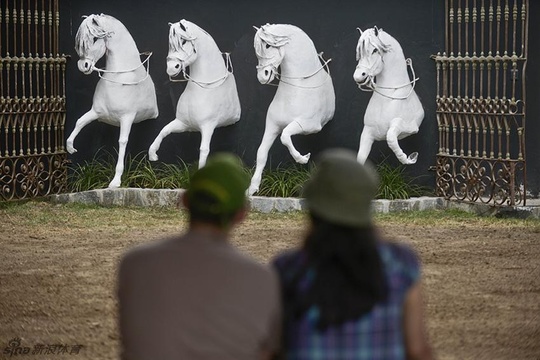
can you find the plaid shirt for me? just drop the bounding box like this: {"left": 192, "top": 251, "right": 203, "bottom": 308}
{"left": 273, "top": 241, "right": 420, "bottom": 360}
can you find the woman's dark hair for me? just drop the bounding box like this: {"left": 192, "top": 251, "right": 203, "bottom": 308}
{"left": 282, "top": 214, "right": 388, "bottom": 330}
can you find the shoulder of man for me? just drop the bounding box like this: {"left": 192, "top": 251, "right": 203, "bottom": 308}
{"left": 230, "top": 247, "right": 279, "bottom": 277}
{"left": 119, "top": 236, "right": 178, "bottom": 267}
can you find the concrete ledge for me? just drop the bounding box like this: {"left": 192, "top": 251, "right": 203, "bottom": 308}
{"left": 48, "top": 189, "right": 448, "bottom": 215}
{"left": 51, "top": 188, "right": 184, "bottom": 208}
{"left": 49, "top": 189, "right": 540, "bottom": 219}
{"left": 371, "top": 197, "right": 446, "bottom": 214}
{"left": 444, "top": 199, "right": 540, "bottom": 219}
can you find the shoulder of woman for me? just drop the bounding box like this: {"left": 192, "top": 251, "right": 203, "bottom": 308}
{"left": 271, "top": 249, "right": 311, "bottom": 281}
{"left": 271, "top": 248, "right": 305, "bottom": 268}
{"left": 379, "top": 240, "right": 419, "bottom": 263}
{"left": 378, "top": 240, "right": 421, "bottom": 284}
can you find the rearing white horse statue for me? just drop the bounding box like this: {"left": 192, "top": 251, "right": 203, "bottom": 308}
{"left": 148, "top": 20, "right": 241, "bottom": 168}
{"left": 353, "top": 26, "right": 424, "bottom": 165}
{"left": 67, "top": 14, "right": 158, "bottom": 188}
{"left": 249, "top": 23, "right": 335, "bottom": 195}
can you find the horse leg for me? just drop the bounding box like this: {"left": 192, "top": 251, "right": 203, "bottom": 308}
{"left": 248, "top": 124, "right": 280, "bottom": 196}
{"left": 386, "top": 119, "right": 418, "bottom": 165}
{"left": 66, "top": 109, "right": 99, "bottom": 154}
{"left": 109, "top": 117, "right": 134, "bottom": 189}
{"left": 280, "top": 121, "right": 311, "bottom": 164}
{"left": 357, "top": 127, "right": 375, "bottom": 164}
{"left": 198, "top": 125, "right": 216, "bottom": 168}
{"left": 148, "top": 119, "right": 189, "bottom": 161}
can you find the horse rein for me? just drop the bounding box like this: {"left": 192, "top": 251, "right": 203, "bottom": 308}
{"left": 260, "top": 51, "right": 333, "bottom": 89}
{"left": 357, "top": 57, "right": 419, "bottom": 100}
{"left": 92, "top": 52, "right": 153, "bottom": 85}
{"left": 168, "top": 52, "right": 234, "bottom": 89}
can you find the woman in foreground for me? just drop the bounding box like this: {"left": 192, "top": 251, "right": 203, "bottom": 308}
{"left": 272, "top": 148, "right": 433, "bottom": 360}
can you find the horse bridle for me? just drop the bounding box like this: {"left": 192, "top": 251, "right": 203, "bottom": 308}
{"left": 167, "top": 36, "right": 233, "bottom": 89}
{"left": 80, "top": 22, "right": 152, "bottom": 85}
{"left": 166, "top": 35, "right": 197, "bottom": 65}
{"left": 356, "top": 55, "right": 419, "bottom": 100}
{"left": 91, "top": 51, "right": 153, "bottom": 86}
{"left": 257, "top": 42, "right": 332, "bottom": 89}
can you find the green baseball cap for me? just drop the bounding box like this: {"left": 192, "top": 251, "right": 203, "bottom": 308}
{"left": 303, "top": 148, "right": 379, "bottom": 227}
{"left": 185, "top": 153, "right": 250, "bottom": 216}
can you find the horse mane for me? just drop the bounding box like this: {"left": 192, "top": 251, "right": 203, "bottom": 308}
{"left": 169, "top": 20, "right": 212, "bottom": 53}
{"left": 356, "top": 28, "right": 392, "bottom": 61}
{"left": 254, "top": 24, "right": 291, "bottom": 59}
{"left": 75, "top": 14, "right": 114, "bottom": 56}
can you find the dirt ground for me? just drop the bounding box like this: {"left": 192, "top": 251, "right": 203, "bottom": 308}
{"left": 1, "top": 202, "right": 539, "bottom": 360}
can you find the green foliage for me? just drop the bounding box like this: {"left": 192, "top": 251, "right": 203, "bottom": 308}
{"left": 67, "top": 149, "right": 194, "bottom": 192}
{"left": 68, "top": 149, "right": 116, "bottom": 192}
{"left": 256, "top": 164, "right": 313, "bottom": 198}
{"left": 375, "top": 161, "right": 430, "bottom": 200}
{"left": 122, "top": 153, "right": 193, "bottom": 189}
{"left": 67, "top": 151, "right": 431, "bottom": 200}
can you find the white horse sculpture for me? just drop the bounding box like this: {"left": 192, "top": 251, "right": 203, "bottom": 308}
{"left": 249, "top": 24, "right": 335, "bottom": 195}
{"left": 148, "top": 20, "right": 241, "bottom": 168}
{"left": 353, "top": 26, "right": 424, "bottom": 165}
{"left": 67, "top": 14, "right": 158, "bottom": 188}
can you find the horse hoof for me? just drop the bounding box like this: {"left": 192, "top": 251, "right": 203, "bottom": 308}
{"left": 149, "top": 152, "right": 158, "bottom": 161}
{"left": 295, "top": 153, "right": 311, "bottom": 164}
{"left": 407, "top": 152, "right": 418, "bottom": 164}
{"left": 247, "top": 185, "right": 259, "bottom": 196}
{"left": 66, "top": 145, "right": 77, "bottom": 154}
{"left": 108, "top": 179, "right": 121, "bottom": 189}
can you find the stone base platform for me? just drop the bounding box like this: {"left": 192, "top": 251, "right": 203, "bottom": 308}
{"left": 48, "top": 188, "right": 540, "bottom": 219}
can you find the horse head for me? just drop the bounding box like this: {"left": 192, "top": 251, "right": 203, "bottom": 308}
{"left": 167, "top": 20, "right": 198, "bottom": 77}
{"left": 253, "top": 24, "right": 290, "bottom": 84}
{"left": 75, "top": 14, "right": 112, "bottom": 75}
{"left": 353, "top": 26, "right": 391, "bottom": 88}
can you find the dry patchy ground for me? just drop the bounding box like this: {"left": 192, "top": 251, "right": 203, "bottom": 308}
{"left": 1, "top": 201, "right": 539, "bottom": 359}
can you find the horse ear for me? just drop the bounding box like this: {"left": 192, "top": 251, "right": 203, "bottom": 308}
{"left": 357, "top": 27, "right": 363, "bottom": 35}
{"left": 168, "top": 22, "right": 173, "bottom": 27}
{"left": 253, "top": 26, "right": 259, "bottom": 32}
{"left": 374, "top": 26, "right": 379, "bottom": 37}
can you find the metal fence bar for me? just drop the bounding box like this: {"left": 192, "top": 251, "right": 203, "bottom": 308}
{"left": 0, "top": 0, "right": 67, "bottom": 201}
{"left": 432, "top": 0, "right": 528, "bottom": 206}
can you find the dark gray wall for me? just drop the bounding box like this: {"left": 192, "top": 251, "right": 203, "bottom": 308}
{"left": 61, "top": 0, "right": 537, "bottom": 194}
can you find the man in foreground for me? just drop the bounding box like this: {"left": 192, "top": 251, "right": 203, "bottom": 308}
{"left": 118, "top": 153, "right": 281, "bottom": 360}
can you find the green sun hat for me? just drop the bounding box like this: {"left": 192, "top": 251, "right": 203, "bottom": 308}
{"left": 186, "top": 153, "right": 250, "bottom": 216}
{"left": 303, "top": 148, "right": 379, "bottom": 227}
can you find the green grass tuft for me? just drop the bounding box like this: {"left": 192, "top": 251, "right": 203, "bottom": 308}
{"left": 375, "top": 161, "right": 430, "bottom": 200}
{"left": 67, "top": 149, "right": 194, "bottom": 192}
{"left": 67, "top": 151, "right": 431, "bottom": 200}
{"left": 256, "top": 164, "right": 313, "bottom": 198}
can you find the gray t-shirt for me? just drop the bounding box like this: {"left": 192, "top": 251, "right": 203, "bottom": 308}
{"left": 118, "top": 231, "right": 281, "bottom": 360}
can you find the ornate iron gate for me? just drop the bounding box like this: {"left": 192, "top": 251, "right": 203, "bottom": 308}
{"left": 0, "top": 0, "right": 67, "bottom": 201}
{"left": 432, "top": 0, "right": 528, "bottom": 206}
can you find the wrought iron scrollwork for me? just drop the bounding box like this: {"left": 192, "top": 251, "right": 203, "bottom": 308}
{"left": 436, "top": 156, "right": 524, "bottom": 206}
{"left": 0, "top": 154, "right": 67, "bottom": 201}
{"left": 1, "top": 0, "right": 67, "bottom": 201}
{"left": 433, "top": 0, "right": 528, "bottom": 206}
